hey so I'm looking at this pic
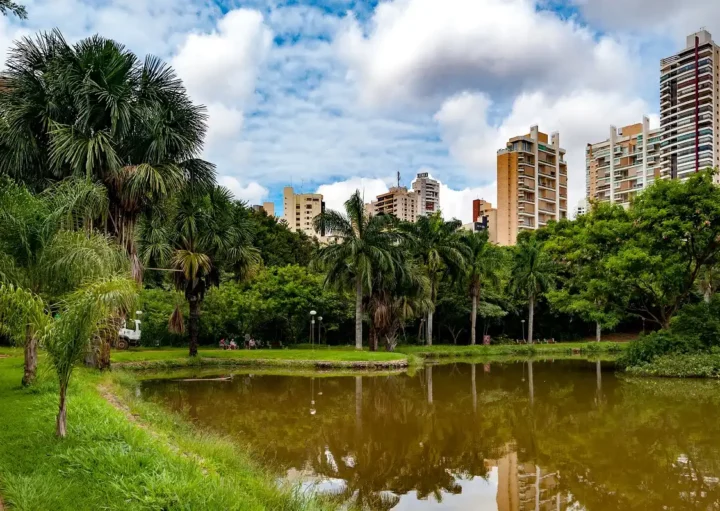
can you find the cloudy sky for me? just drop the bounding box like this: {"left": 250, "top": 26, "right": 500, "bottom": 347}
{"left": 1, "top": 0, "right": 717, "bottom": 222}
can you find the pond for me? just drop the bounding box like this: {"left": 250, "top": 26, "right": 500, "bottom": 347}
{"left": 140, "top": 360, "right": 720, "bottom": 510}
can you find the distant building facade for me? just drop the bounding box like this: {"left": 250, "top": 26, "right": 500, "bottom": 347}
{"left": 465, "top": 199, "right": 498, "bottom": 244}
{"left": 252, "top": 202, "right": 276, "bottom": 217}
{"left": 412, "top": 172, "right": 440, "bottom": 216}
{"left": 366, "top": 186, "right": 418, "bottom": 222}
{"left": 282, "top": 187, "right": 325, "bottom": 238}
{"left": 574, "top": 199, "right": 588, "bottom": 218}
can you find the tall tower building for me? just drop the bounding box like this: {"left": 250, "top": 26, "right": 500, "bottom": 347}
{"left": 660, "top": 30, "right": 720, "bottom": 180}
{"left": 412, "top": 172, "right": 440, "bottom": 216}
{"left": 282, "top": 187, "right": 325, "bottom": 239}
{"left": 366, "top": 186, "right": 418, "bottom": 222}
{"left": 586, "top": 117, "right": 663, "bottom": 207}
{"left": 496, "top": 126, "right": 568, "bottom": 246}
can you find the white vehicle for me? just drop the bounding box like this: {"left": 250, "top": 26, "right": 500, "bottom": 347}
{"left": 117, "top": 312, "right": 142, "bottom": 350}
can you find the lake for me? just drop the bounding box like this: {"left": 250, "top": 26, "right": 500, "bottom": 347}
{"left": 140, "top": 360, "right": 720, "bottom": 510}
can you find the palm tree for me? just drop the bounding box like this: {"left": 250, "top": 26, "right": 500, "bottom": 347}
{"left": 462, "top": 231, "right": 502, "bottom": 345}
{"left": 0, "top": 30, "right": 214, "bottom": 281}
{"left": 511, "top": 238, "right": 555, "bottom": 344}
{"left": 139, "top": 186, "right": 260, "bottom": 356}
{"left": 401, "top": 213, "right": 468, "bottom": 345}
{"left": 0, "top": 0, "right": 26, "bottom": 18}
{"left": 313, "top": 191, "right": 399, "bottom": 350}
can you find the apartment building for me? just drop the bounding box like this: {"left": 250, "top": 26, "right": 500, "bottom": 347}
{"left": 412, "top": 172, "right": 440, "bottom": 216}
{"left": 465, "top": 199, "right": 498, "bottom": 243}
{"left": 282, "top": 187, "right": 325, "bottom": 238}
{"left": 252, "top": 202, "right": 275, "bottom": 216}
{"left": 366, "top": 186, "right": 418, "bottom": 222}
{"left": 586, "top": 117, "right": 662, "bottom": 207}
{"left": 660, "top": 30, "right": 720, "bottom": 180}
{"left": 574, "top": 199, "right": 588, "bottom": 218}
{"left": 496, "top": 126, "right": 568, "bottom": 246}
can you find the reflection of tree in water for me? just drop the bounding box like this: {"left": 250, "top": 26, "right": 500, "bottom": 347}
{"left": 141, "top": 362, "right": 720, "bottom": 510}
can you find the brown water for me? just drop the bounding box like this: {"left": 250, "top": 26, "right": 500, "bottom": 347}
{"left": 140, "top": 360, "right": 720, "bottom": 510}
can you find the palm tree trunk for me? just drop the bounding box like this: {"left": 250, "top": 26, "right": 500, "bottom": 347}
{"left": 528, "top": 295, "right": 535, "bottom": 344}
{"left": 426, "top": 365, "right": 433, "bottom": 405}
{"left": 56, "top": 382, "right": 68, "bottom": 438}
{"left": 355, "top": 376, "right": 362, "bottom": 433}
{"left": 470, "top": 292, "right": 478, "bottom": 345}
{"left": 596, "top": 321, "right": 601, "bottom": 342}
{"left": 528, "top": 360, "right": 534, "bottom": 405}
{"left": 471, "top": 363, "right": 477, "bottom": 413}
{"left": 188, "top": 297, "right": 200, "bottom": 357}
{"left": 22, "top": 333, "right": 37, "bottom": 387}
{"left": 354, "top": 277, "right": 363, "bottom": 350}
{"left": 426, "top": 311, "right": 433, "bottom": 346}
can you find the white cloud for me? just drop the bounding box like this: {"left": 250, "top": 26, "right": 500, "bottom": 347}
{"left": 204, "top": 103, "right": 244, "bottom": 149}
{"left": 218, "top": 176, "right": 268, "bottom": 205}
{"left": 172, "top": 9, "right": 273, "bottom": 105}
{"left": 336, "top": 0, "right": 638, "bottom": 107}
{"left": 439, "top": 182, "right": 497, "bottom": 224}
{"left": 316, "top": 177, "right": 393, "bottom": 214}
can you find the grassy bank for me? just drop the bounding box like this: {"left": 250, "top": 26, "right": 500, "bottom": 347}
{"left": 0, "top": 351, "right": 329, "bottom": 511}
{"left": 626, "top": 353, "right": 720, "bottom": 378}
{"left": 111, "top": 347, "right": 410, "bottom": 370}
{"left": 398, "top": 341, "right": 627, "bottom": 359}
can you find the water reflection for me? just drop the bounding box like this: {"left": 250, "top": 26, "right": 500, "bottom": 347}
{"left": 141, "top": 360, "right": 720, "bottom": 510}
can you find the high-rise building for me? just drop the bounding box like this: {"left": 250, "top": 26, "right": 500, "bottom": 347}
{"left": 412, "top": 172, "right": 440, "bottom": 216}
{"left": 252, "top": 202, "right": 276, "bottom": 217}
{"left": 466, "top": 199, "right": 497, "bottom": 243}
{"left": 366, "top": 186, "right": 418, "bottom": 222}
{"left": 496, "top": 126, "right": 568, "bottom": 246}
{"left": 574, "top": 199, "right": 588, "bottom": 218}
{"left": 660, "top": 30, "right": 720, "bottom": 180}
{"left": 586, "top": 118, "right": 663, "bottom": 207}
{"left": 282, "top": 187, "right": 325, "bottom": 238}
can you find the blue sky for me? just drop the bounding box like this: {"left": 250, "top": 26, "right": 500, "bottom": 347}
{"left": 1, "top": 0, "right": 717, "bottom": 221}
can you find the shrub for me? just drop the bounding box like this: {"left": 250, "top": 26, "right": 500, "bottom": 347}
{"left": 620, "top": 330, "right": 702, "bottom": 368}
{"left": 670, "top": 296, "right": 720, "bottom": 350}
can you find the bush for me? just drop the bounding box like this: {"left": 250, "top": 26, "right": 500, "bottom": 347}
{"left": 620, "top": 330, "right": 702, "bottom": 368}
{"left": 138, "top": 289, "right": 187, "bottom": 347}
{"left": 670, "top": 296, "right": 720, "bottom": 350}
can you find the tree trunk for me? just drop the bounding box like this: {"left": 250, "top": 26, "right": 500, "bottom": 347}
{"left": 22, "top": 334, "right": 37, "bottom": 387}
{"left": 528, "top": 360, "right": 534, "bottom": 405}
{"left": 188, "top": 297, "right": 200, "bottom": 357}
{"left": 595, "top": 321, "right": 601, "bottom": 342}
{"left": 705, "top": 286, "right": 712, "bottom": 303}
{"left": 528, "top": 295, "right": 535, "bottom": 344}
{"left": 56, "top": 383, "right": 68, "bottom": 438}
{"left": 355, "top": 376, "right": 362, "bottom": 433}
{"left": 470, "top": 292, "right": 478, "bottom": 346}
{"left": 354, "top": 277, "right": 363, "bottom": 350}
{"left": 471, "top": 363, "right": 477, "bottom": 413}
{"left": 426, "top": 311, "right": 434, "bottom": 346}
{"left": 426, "top": 365, "right": 433, "bottom": 405}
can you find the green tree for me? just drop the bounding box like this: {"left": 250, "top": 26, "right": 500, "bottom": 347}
{"left": 462, "top": 231, "right": 503, "bottom": 345}
{"left": 139, "top": 186, "right": 260, "bottom": 356}
{"left": 0, "top": 31, "right": 213, "bottom": 280}
{"left": 243, "top": 208, "right": 317, "bottom": 267}
{"left": 313, "top": 191, "right": 399, "bottom": 350}
{"left": 401, "top": 213, "right": 468, "bottom": 345}
{"left": 0, "top": 0, "right": 26, "bottom": 18}
{"left": 511, "top": 237, "right": 555, "bottom": 344}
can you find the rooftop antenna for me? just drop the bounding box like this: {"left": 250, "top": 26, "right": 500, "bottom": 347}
{"left": 397, "top": 171, "right": 400, "bottom": 188}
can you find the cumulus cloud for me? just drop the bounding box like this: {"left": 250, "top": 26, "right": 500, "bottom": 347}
{"left": 172, "top": 9, "right": 273, "bottom": 105}
{"left": 316, "top": 177, "right": 394, "bottom": 214}
{"left": 336, "top": 0, "right": 638, "bottom": 106}
{"left": 218, "top": 176, "right": 268, "bottom": 205}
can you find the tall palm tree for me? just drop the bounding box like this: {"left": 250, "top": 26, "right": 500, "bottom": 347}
{"left": 139, "top": 186, "right": 260, "bottom": 356}
{"left": 401, "top": 213, "right": 468, "bottom": 345}
{"left": 462, "top": 231, "right": 502, "bottom": 345}
{"left": 313, "top": 191, "right": 399, "bottom": 350}
{"left": 0, "top": 30, "right": 214, "bottom": 281}
{"left": 511, "top": 238, "right": 555, "bottom": 344}
{"left": 0, "top": 0, "right": 26, "bottom": 18}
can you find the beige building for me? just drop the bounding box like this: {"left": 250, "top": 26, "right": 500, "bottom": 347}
{"left": 282, "top": 187, "right": 325, "bottom": 238}
{"left": 660, "top": 30, "right": 720, "bottom": 180}
{"left": 366, "top": 186, "right": 418, "bottom": 222}
{"left": 252, "top": 202, "right": 275, "bottom": 216}
{"left": 412, "top": 172, "right": 440, "bottom": 216}
{"left": 586, "top": 118, "right": 662, "bottom": 207}
{"left": 496, "top": 126, "right": 568, "bottom": 246}
{"left": 463, "top": 199, "right": 497, "bottom": 243}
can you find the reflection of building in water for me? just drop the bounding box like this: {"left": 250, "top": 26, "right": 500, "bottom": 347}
{"left": 486, "top": 447, "right": 564, "bottom": 511}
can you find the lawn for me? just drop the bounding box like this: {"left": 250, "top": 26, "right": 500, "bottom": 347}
{"left": 398, "top": 341, "right": 627, "bottom": 358}
{"left": 0, "top": 350, "right": 328, "bottom": 511}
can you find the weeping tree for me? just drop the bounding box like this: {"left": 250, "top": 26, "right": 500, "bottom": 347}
{"left": 0, "top": 30, "right": 214, "bottom": 281}
{"left": 313, "top": 191, "right": 400, "bottom": 350}
{"left": 45, "top": 277, "right": 137, "bottom": 437}
{"left": 139, "top": 187, "right": 260, "bottom": 356}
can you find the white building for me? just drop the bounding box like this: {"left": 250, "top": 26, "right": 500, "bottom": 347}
{"left": 659, "top": 30, "right": 720, "bottom": 180}
{"left": 574, "top": 199, "right": 588, "bottom": 218}
{"left": 366, "top": 186, "right": 418, "bottom": 222}
{"left": 282, "top": 187, "right": 325, "bottom": 239}
{"left": 412, "top": 172, "right": 440, "bottom": 216}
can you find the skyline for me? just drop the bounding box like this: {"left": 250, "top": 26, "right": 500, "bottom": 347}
{"left": 0, "top": 0, "right": 717, "bottom": 222}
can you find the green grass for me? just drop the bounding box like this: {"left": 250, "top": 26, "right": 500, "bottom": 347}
{"left": 398, "top": 341, "right": 627, "bottom": 359}
{"left": 627, "top": 353, "right": 720, "bottom": 378}
{"left": 0, "top": 351, "right": 330, "bottom": 510}
{"left": 110, "top": 346, "right": 408, "bottom": 371}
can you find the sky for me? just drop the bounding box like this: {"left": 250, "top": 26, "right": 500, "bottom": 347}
{"left": 1, "top": 0, "right": 718, "bottom": 223}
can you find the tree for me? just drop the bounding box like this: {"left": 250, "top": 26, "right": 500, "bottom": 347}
{"left": 401, "top": 213, "right": 468, "bottom": 345}
{"left": 313, "top": 191, "right": 399, "bottom": 350}
{"left": 139, "top": 186, "right": 260, "bottom": 356}
{"left": 511, "top": 237, "right": 555, "bottom": 344}
{"left": 0, "top": 31, "right": 214, "bottom": 281}
{"left": 462, "top": 231, "right": 502, "bottom": 345}
{"left": 45, "top": 276, "right": 137, "bottom": 437}
{"left": 0, "top": 0, "right": 26, "bottom": 18}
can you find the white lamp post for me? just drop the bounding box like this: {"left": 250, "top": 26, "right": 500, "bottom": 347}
{"left": 310, "top": 310, "right": 317, "bottom": 349}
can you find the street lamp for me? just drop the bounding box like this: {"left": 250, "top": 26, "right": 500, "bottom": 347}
{"left": 521, "top": 319, "right": 526, "bottom": 343}
{"left": 318, "top": 316, "right": 323, "bottom": 346}
{"left": 310, "top": 310, "right": 317, "bottom": 349}
{"left": 642, "top": 317, "right": 646, "bottom": 335}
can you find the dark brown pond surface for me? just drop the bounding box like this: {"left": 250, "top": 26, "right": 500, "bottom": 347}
{"left": 140, "top": 360, "right": 720, "bottom": 510}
